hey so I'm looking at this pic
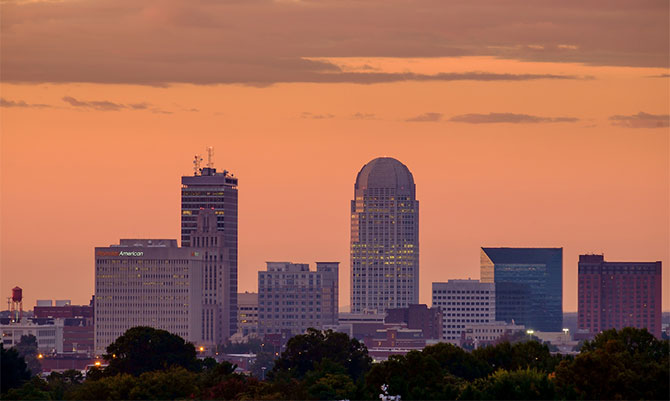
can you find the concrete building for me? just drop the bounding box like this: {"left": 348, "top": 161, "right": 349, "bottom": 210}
{"left": 191, "top": 209, "right": 234, "bottom": 344}
{"left": 432, "top": 280, "right": 495, "bottom": 343}
{"left": 481, "top": 247, "right": 563, "bottom": 332}
{"left": 461, "top": 321, "right": 526, "bottom": 349}
{"left": 385, "top": 304, "right": 443, "bottom": 340}
{"left": 182, "top": 163, "right": 238, "bottom": 337}
{"left": 324, "top": 312, "right": 386, "bottom": 341}
{"left": 351, "top": 157, "right": 419, "bottom": 314}
{"left": 1, "top": 318, "right": 65, "bottom": 353}
{"left": 34, "top": 299, "right": 94, "bottom": 355}
{"left": 578, "top": 254, "right": 662, "bottom": 337}
{"left": 237, "top": 292, "right": 259, "bottom": 338}
{"left": 258, "top": 262, "right": 338, "bottom": 336}
{"left": 94, "top": 239, "right": 203, "bottom": 355}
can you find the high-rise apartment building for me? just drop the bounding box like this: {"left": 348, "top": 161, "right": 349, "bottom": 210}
{"left": 432, "top": 280, "right": 495, "bottom": 343}
{"left": 481, "top": 247, "right": 563, "bottom": 332}
{"left": 578, "top": 254, "right": 662, "bottom": 338}
{"left": 258, "top": 262, "right": 339, "bottom": 336}
{"left": 351, "top": 157, "right": 419, "bottom": 314}
{"left": 94, "top": 239, "right": 203, "bottom": 355}
{"left": 237, "top": 292, "right": 259, "bottom": 338}
{"left": 181, "top": 161, "right": 238, "bottom": 338}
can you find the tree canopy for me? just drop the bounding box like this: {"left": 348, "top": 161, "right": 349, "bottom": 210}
{"left": 102, "top": 326, "right": 200, "bottom": 376}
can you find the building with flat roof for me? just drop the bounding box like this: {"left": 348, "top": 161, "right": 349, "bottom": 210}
{"left": 432, "top": 280, "right": 495, "bottom": 343}
{"left": 1, "top": 318, "right": 65, "bottom": 353}
{"left": 258, "top": 262, "right": 338, "bottom": 336}
{"left": 182, "top": 161, "right": 238, "bottom": 337}
{"left": 578, "top": 254, "right": 662, "bottom": 337}
{"left": 94, "top": 239, "right": 203, "bottom": 355}
{"left": 385, "top": 304, "right": 442, "bottom": 340}
{"left": 481, "top": 247, "right": 563, "bottom": 332}
{"left": 351, "top": 157, "right": 419, "bottom": 314}
{"left": 236, "top": 292, "right": 259, "bottom": 339}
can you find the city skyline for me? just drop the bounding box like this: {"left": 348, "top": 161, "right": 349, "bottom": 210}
{"left": 2, "top": 1, "right": 668, "bottom": 312}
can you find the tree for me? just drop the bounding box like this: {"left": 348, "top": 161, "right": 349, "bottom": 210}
{"left": 554, "top": 327, "right": 669, "bottom": 400}
{"left": 15, "top": 334, "right": 42, "bottom": 375}
{"left": 102, "top": 326, "right": 200, "bottom": 376}
{"left": 472, "top": 340, "right": 562, "bottom": 374}
{"left": 270, "top": 328, "right": 372, "bottom": 381}
{"left": 460, "top": 368, "right": 556, "bottom": 400}
{"left": 1, "top": 344, "right": 31, "bottom": 393}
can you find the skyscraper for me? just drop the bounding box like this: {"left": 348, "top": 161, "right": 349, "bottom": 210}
{"left": 481, "top": 247, "right": 563, "bottom": 332}
{"left": 351, "top": 157, "right": 419, "bottom": 314}
{"left": 578, "top": 254, "right": 662, "bottom": 338}
{"left": 181, "top": 158, "right": 238, "bottom": 338}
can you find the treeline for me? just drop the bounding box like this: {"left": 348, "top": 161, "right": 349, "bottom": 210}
{"left": 1, "top": 326, "right": 668, "bottom": 400}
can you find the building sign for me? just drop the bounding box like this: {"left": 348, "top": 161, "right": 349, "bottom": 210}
{"left": 96, "top": 250, "right": 144, "bottom": 257}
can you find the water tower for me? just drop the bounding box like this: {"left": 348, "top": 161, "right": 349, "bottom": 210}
{"left": 10, "top": 286, "right": 23, "bottom": 322}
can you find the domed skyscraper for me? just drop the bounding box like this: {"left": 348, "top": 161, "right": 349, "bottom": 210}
{"left": 350, "top": 157, "right": 419, "bottom": 313}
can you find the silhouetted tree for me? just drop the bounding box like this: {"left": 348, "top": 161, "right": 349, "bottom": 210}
{"left": 103, "top": 326, "right": 200, "bottom": 376}
{"left": 460, "top": 368, "right": 556, "bottom": 400}
{"left": 554, "top": 327, "right": 669, "bottom": 400}
{"left": 15, "top": 334, "right": 41, "bottom": 375}
{"left": 1, "top": 344, "right": 31, "bottom": 393}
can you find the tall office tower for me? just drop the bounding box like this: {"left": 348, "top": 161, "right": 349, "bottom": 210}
{"left": 181, "top": 158, "right": 238, "bottom": 338}
{"left": 258, "top": 262, "right": 339, "bottom": 336}
{"left": 351, "top": 157, "right": 419, "bottom": 314}
{"left": 432, "top": 280, "right": 495, "bottom": 343}
{"left": 578, "top": 254, "right": 662, "bottom": 338}
{"left": 94, "top": 239, "right": 203, "bottom": 355}
{"left": 191, "top": 209, "right": 234, "bottom": 343}
{"left": 481, "top": 247, "right": 563, "bottom": 332}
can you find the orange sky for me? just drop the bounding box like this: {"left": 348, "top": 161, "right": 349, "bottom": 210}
{"left": 1, "top": 1, "right": 669, "bottom": 312}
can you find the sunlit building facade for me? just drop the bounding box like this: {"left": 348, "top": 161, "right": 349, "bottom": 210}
{"left": 350, "top": 157, "right": 419, "bottom": 314}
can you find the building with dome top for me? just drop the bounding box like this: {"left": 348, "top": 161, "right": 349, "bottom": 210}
{"left": 350, "top": 157, "right": 419, "bottom": 313}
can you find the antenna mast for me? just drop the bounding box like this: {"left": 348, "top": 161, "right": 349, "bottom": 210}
{"left": 193, "top": 154, "right": 203, "bottom": 175}
{"left": 207, "top": 146, "right": 214, "bottom": 168}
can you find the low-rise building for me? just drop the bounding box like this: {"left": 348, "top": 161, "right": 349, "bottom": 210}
{"left": 1, "top": 318, "right": 65, "bottom": 353}
{"left": 460, "top": 321, "right": 525, "bottom": 349}
{"left": 432, "top": 280, "right": 495, "bottom": 343}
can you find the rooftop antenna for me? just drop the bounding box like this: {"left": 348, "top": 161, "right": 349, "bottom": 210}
{"left": 206, "top": 146, "right": 214, "bottom": 168}
{"left": 193, "top": 154, "right": 203, "bottom": 175}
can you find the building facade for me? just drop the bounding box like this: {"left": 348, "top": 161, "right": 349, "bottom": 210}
{"left": 94, "top": 239, "right": 203, "bottom": 355}
{"left": 481, "top": 247, "right": 563, "bottom": 332}
{"left": 385, "top": 304, "right": 443, "bottom": 340}
{"left": 1, "top": 319, "right": 65, "bottom": 353}
{"left": 258, "top": 262, "right": 338, "bottom": 336}
{"left": 182, "top": 164, "right": 238, "bottom": 337}
{"left": 237, "top": 292, "right": 259, "bottom": 338}
{"left": 351, "top": 157, "right": 419, "bottom": 314}
{"left": 432, "top": 280, "right": 495, "bottom": 343}
{"left": 578, "top": 254, "right": 662, "bottom": 337}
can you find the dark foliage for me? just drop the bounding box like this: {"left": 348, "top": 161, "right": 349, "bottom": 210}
{"left": 102, "top": 326, "right": 200, "bottom": 377}
{"left": 1, "top": 344, "right": 31, "bottom": 393}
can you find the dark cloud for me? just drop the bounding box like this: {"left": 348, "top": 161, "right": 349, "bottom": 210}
{"left": 406, "top": 112, "right": 442, "bottom": 122}
{"left": 301, "top": 112, "right": 335, "bottom": 119}
{"left": 351, "top": 112, "right": 376, "bottom": 120}
{"left": 449, "top": 113, "right": 579, "bottom": 124}
{"left": 62, "top": 96, "right": 126, "bottom": 111}
{"left": 0, "top": 97, "right": 51, "bottom": 108}
{"left": 609, "top": 112, "right": 669, "bottom": 128}
{"left": 61, "top": 96, "right": 173, "bottom": 114}
{"left": 1, "top": 0, "right": 666, "bottom": 85}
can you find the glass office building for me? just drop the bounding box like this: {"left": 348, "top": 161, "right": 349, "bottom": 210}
{"left": 481, "top": 247, "right": 562, "bottom": 332}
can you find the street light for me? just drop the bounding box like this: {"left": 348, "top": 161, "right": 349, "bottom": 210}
{"left": 261, "top": 366, "right": 266, "bottom": 380}
{"left": 199, "top": 346, "right": 205, "bottom": 352}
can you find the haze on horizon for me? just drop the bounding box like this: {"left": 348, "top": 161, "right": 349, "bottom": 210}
{"left": 1, "top": 0, "right": 668, "bottom": 312}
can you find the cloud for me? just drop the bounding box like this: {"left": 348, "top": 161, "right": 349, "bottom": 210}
{"left": 301, "top": 112, "right": 335, "bottom": 119}
{"left": 609, "top": 112, "right": 670, "bottom": 128}
{"left": 62, "top": 96, "right": 126, "bottom": 111}
{"left": 406, "top": 112, "right": 442, "bottom": 122}
{"left": 351, "top": 112, "right": 376, "bottom": 120}
{"left": 647, "top": 74, "right": 670, "bottom": 78}
{"left": 1, "top": 0, "right": 666, "bottom": 85}
{"left": 0, "top": 97, "right": 51, "bottom": 108}
{"left": 61, "top": 96, "right": 172, "bottom": 114}
{"left": 449, "top": 113, "right": 579, "bottom": 124}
